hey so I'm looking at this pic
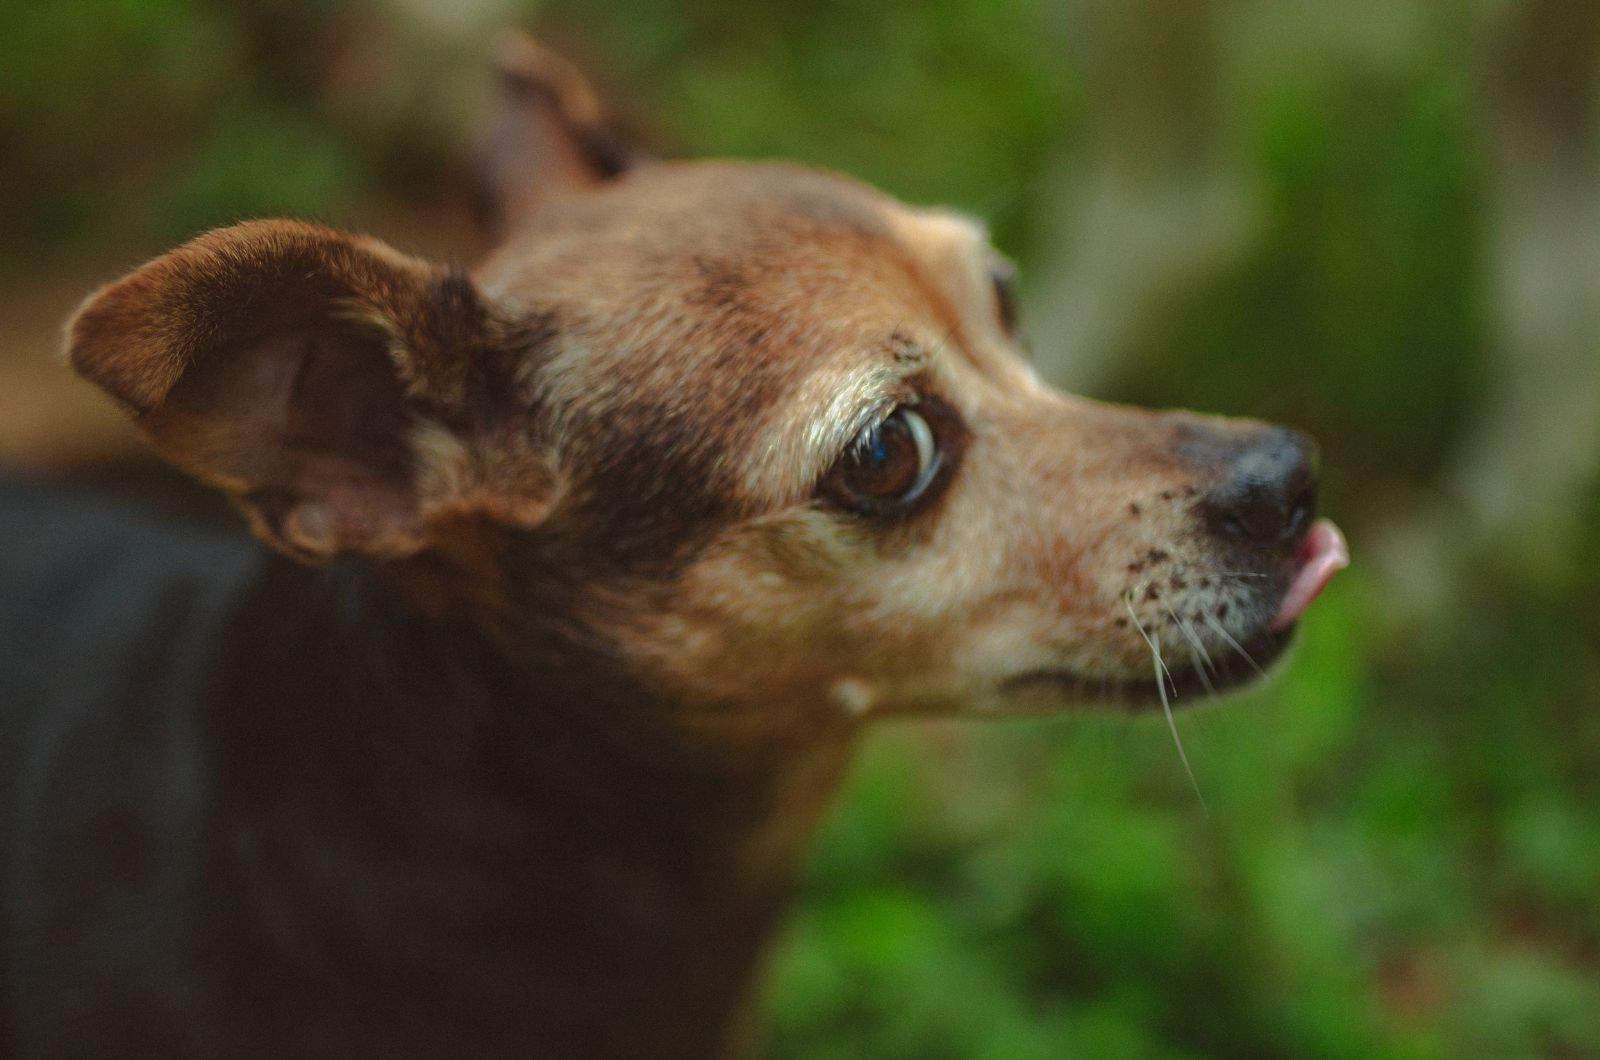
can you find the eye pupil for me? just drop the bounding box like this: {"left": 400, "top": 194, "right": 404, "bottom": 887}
{"left": 827, "top": 405, "right": 941, "bottom": 512}
{"left": 851, "top": 417, "right": 918, "bottom": 496}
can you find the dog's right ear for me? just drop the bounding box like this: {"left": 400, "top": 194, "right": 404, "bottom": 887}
{"left": 475, "top": 32, "right": 639, "bottom": 236}
{"left": 66, "top": 220, "right": 554, "bottom": 560}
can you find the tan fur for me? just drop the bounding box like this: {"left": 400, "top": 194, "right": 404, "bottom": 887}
{"left": 453, "top": 162, "right": 1279, "bottom": 720}
{"left": 65, "top": 36, "right": 1307, "bottom": 734}
{"left": 52, "top": 43, "right": 1330, "bottom": 1050}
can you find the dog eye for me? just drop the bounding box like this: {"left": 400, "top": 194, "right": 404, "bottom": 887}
{"left": 992, "top": 260, "right": 1019, "bottom": 334}
{"left": 826, "top": 406, "right": 941, "bottom": 513}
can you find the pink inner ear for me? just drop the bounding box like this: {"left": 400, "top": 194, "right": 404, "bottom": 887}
{"left": 477, "top": 33, "right": 634, "bottom": 236}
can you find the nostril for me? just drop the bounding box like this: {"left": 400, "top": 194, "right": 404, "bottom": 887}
{"left": 1284, "top": 488, "right": 1315, "bottom": 540}
{"left": 1201, "top": 427, "right": 1320, "bottom": 547}
{"left": 1216, "top": 487, "right": 1295, "bottom": 543}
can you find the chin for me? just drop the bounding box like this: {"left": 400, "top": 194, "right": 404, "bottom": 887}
{"left": 997, "top": 622, "right": 1298, "bottom": 714}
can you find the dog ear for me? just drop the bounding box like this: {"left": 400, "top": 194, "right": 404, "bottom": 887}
{"left": 67, "top": 220, "right": 550, "bottom": 559}
{"left": 474, "top": 32, "right": 638, "bottom": 235}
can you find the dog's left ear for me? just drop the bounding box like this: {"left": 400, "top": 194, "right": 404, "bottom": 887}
{"left": 475, "top": 32, "right": 638, "bottom": 235}
{"left": 67, "top": 220, "right": 550, "bottom": 559}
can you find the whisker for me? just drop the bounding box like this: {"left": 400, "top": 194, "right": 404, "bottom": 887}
{"left": 1203, "top": 613, "right": 1265, "bottom": 677}
{"left": 1125, "top": 595, "right": 1207, "bottom": 814}
{"left": 1187, "top": 649, "right": 1215, "bottom": 694}
{"left": 1167, "top": 605, "right": 1216, "bottom": 674}
{"left": 1123, "top": 591, "right": 1170, "bottom": 689}
{"left": 1171, "top": 621, "right": 1218, "bottom": 697}
{"left": 1152, "top": 632, "right": 1208, "bottom": 816}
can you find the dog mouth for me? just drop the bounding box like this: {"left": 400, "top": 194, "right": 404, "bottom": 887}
{"left": 1268, "top": 518, "right": 1348, "bottom": 631}
{"left": 1001, "top": 518, "right": 1347, "bottom": 711}
{"left": 1002, "top": 625, "right": 1295, "bottom": 710}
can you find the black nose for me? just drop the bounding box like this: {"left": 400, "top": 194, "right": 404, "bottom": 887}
{"left": 1200, "top": 427, "right": 1319, "bottom": 546}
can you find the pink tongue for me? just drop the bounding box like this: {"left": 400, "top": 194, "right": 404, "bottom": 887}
{"left": 1269, "top": 518, "right": 1349, "bottom": 631}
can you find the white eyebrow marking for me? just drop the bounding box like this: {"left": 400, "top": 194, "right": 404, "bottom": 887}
{"left": 743, "top": 332, "right": 938, "bottom": 504}
{"left": 787, "top": 365, "right": 904, "bottom": 494}
{"left": 737, "top": 207, "right": 1004, "bottom": 506}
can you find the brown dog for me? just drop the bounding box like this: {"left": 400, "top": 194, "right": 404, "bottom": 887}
{"left": 12, "top": 35, "right": 1345, "bottom": 1056}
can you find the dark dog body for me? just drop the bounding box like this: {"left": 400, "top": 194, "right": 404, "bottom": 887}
{"left": 0, "top": 479, "right": 808, "bottom": 1055}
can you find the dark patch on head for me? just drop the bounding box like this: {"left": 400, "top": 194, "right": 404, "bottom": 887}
{"left": 1128, "top": 502, "right": 1141, "bottom": 517}
{"left": 689, "top": 255, "right": 750, "bottom": 312}
{"left": 1144, "top": 584, "right": 1161, "bottom": 602}
{"left": 549, "top": 323, "right": 804, "bottom": 569}
{"left": 492, "top": 308, "right": 561, "bottom": 398}
{"left": 409, "top": 267, "right": 560, "bottom": 432}
{"left": 569, "top": 398, "right": 742, "bottom": 560}
{"left": 1160, "top": 490, "right": 1174, "bottom": 501}
{"left": 1127, "top": 560, "right": 1146, "bottom": 574}
{"left": 1146, "top": 549, "right": 1170, "bottom": 564}
{"left": 490, "top": 164, "right": 936, "bottom": 574}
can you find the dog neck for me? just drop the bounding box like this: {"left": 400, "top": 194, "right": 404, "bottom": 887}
{"left": 210, "top": 547, "right": 855, "bottom": 1051}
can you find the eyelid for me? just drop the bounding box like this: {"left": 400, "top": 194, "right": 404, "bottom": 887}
{"left": 902, "top": 405, "right": 935, "bottom": 473}
{"left": 829, "top": 405, "right": 943, "bottom": 514}
{"left": 897, "top": 408, "right": 942, "bottom": 504}
{"left": 816, "top": 392, "right": 965, "bottom": 517}
{"left": 847, "top": 388, "right": 917, "bottom": 456}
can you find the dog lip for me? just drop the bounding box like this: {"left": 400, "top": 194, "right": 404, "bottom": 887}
{"left": 1268, "top": 518, "right": 1348, "bottom": 631}
{"left": 997, "top": 524, "right": 1345, "bottom": 713}
{"left": 1000, "top": 625, "right": 1294, "bottom": 711}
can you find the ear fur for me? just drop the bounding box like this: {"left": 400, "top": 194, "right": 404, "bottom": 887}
{"left": 474, "top": 32, "right": 638, "bottom": 235}
{"left": 67, "top": 220, "right": 549, "bottom": 559}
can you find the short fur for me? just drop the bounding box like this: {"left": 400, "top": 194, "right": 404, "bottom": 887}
{"left": 1, "top": 34, "right": 1324, "bottom": 1056}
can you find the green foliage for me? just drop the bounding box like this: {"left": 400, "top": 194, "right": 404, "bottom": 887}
{"left": 0, "top": 0, "right": 447, "bottom": 266}
{"left": 769, "top": 536, "right": 1600, "bottom": 1055}
{"left": 535, "top": 0, "right": 1071, "bottom": 260}
{"left": 7, "top": 1, "right": 1595, "bottom": 1054}
{"left": 1105, "top": 38, "right": 1489, "bottom": 507}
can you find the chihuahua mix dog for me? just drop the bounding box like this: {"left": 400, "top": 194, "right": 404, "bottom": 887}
{"left": 0, "top": 36, "right": 1346, "bottom": 1057}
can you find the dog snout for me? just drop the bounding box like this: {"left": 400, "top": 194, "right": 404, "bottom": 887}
{"left": 1198, "top": 426, "right": 1319, "bottom": 547}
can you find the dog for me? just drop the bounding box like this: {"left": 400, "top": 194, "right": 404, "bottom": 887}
{"left": 0, "top": 35, "right": 1347, "bottom": 1057}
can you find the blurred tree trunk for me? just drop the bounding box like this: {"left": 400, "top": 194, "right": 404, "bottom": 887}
{"left": 1455, "top": 1, "right": 1600, "bottom": 535}
{"left": 1028, "top": 0, "right": 1252, "bottom": 392}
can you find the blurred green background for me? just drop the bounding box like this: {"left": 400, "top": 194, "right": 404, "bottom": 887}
{"left": 3, "top": 1, "right": 1598, "bottom": 1055}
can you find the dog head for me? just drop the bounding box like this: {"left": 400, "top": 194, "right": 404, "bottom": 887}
{"left": 67, "top": 36, "right": 1345, "bottom": 724}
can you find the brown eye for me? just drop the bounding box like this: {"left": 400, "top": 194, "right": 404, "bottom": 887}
{"left": 826, "top": 406, "right": 940, "bottom": 513}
